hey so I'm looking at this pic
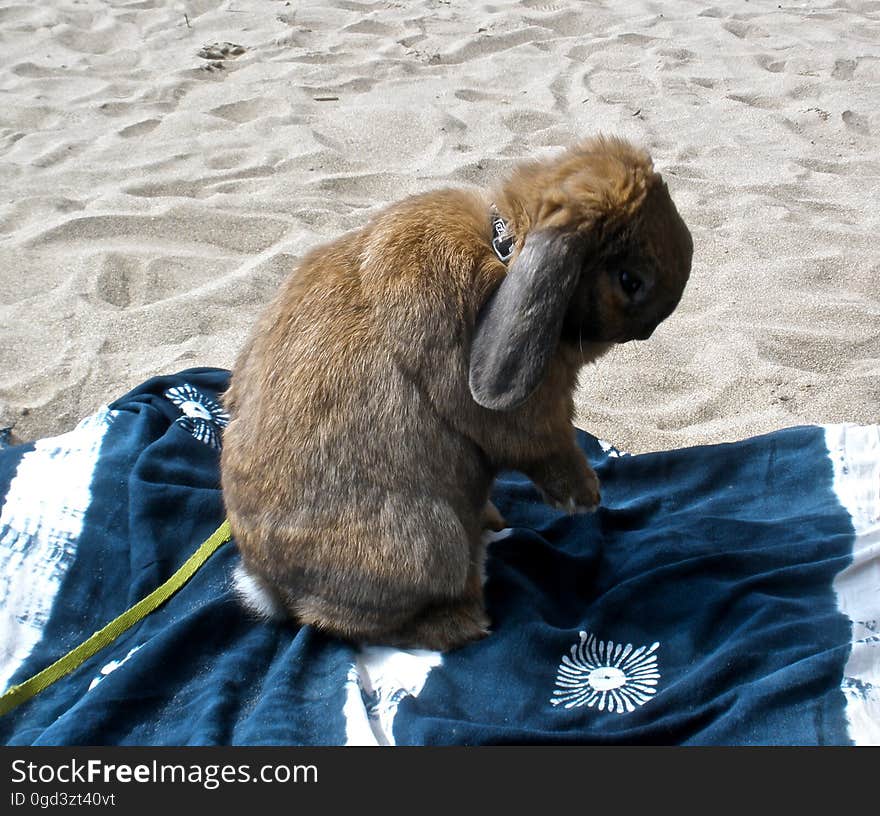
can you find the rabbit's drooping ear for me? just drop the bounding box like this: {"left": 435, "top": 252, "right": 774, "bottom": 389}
{"left": 469, "top": 230, "right": 584, "bottom": 411}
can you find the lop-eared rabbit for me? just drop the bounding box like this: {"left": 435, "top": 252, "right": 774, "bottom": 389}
{"left": 221, "top": 136, "right": 693, "bottom": 651}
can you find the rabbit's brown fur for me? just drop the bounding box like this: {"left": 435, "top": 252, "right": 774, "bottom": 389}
{"left": 221, "top": 135, "right": 693, "bottom": 651}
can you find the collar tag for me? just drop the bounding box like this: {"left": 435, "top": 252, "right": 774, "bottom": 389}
{"left": 491, "top": 213, "right": 515, "bottom": 264}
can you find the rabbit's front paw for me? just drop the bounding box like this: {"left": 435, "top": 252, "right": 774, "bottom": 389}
{"left": 534, "top": 455, "right": 601, "bottom": 515}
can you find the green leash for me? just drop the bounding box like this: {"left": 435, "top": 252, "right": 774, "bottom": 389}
{"left": 0, "top": 519, "right": 233, "bottom": 717}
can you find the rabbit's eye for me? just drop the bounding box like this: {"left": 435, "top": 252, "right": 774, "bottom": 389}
{"left": 619, "top": 269, "right": 643, "bottom": 297}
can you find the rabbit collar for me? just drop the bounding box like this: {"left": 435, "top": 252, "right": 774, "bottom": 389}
{"left": 490, "top": 209, "right": 515, "bottom": 264}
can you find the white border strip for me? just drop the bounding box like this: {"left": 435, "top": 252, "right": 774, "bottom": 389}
{"left": 825, "top": 423, "right": 880, "bottom": 745}
{"left": 0, "top": 407, "right": 115, "bottom": 692}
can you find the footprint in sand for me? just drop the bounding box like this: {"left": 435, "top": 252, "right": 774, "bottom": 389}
{"left": 754, "top": 54, "right": 786, "bottom": 74}
{"left": 208, "top": 98, "right": 282, "bottom": 124}
{"left": 832, "top": 59, "right": 857, "bottom": 80}
{"left": 454, "top": 88, "right": 503, "bottom": 103}
{"left": 722, "top": 20, "right": 757, "bottom": 40}
{"left": 842, "top": 110, "right": 870, "bottom": 135}
{"left": 118, "top": 119, "right": 160, "bottom": 139}
{"left": 94, "top": 253, "right": 139, "bottom": 309}
{"left": 197, "top": 42, "right": 246, "bottom": 61}
{"left": 502, "top": 109, "right": 556, "bottom": 134}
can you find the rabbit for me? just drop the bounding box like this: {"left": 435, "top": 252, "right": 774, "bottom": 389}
{"left": 220, "top": 135, "right": 693, "bottom": 652}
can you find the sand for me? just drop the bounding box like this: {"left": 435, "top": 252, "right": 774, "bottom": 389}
{"left": 0, "top": 0, "right": 877, "bottom": 453}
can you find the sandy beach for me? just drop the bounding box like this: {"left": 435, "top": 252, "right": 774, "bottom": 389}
{"left": 0, "top": 0, "right": 877, "bottom": 453}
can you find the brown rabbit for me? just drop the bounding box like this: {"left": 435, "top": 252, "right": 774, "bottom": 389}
{"left": 220, "top": 135, "right": 693, "bottom": 651}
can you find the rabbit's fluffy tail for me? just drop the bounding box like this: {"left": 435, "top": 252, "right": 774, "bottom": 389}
{"left": 233, "top": 561, "right": 287, "bottom": 620}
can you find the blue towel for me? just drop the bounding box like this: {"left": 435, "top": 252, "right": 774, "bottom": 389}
{"left": 0, "top": 369, "right": 877, "bottom": 745}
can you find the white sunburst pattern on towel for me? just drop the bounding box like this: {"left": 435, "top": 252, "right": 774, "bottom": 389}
{"left": 0, "top": 407, "right": 115, "bottom": 693}
{"left": 551, "top": 631, "right": 661, "bottom": 713}
{"left": 164, "top": 384, "right": 229, "bottom": 450}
